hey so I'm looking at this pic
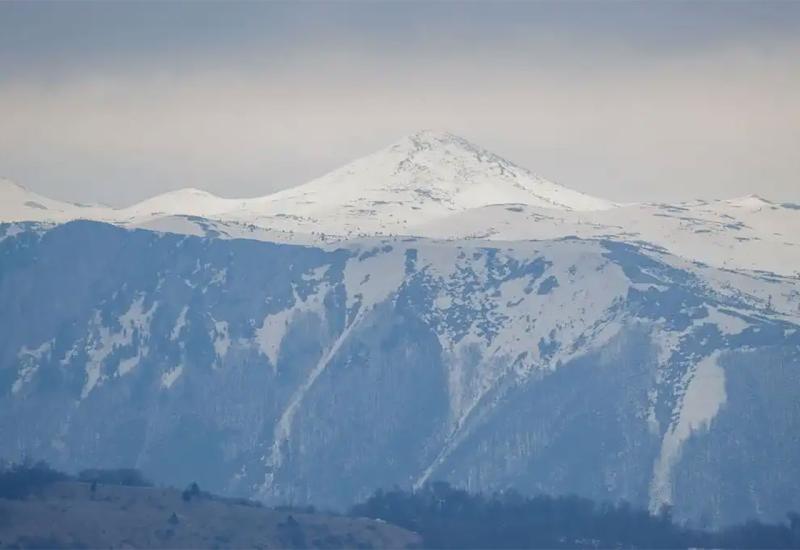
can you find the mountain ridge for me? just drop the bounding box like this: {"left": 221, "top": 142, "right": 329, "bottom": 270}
{"left": 0, "top": 133, "right": 788, "bottom": 217}
{"left": 1, "top": 132, "right": 798, "bottom": 276}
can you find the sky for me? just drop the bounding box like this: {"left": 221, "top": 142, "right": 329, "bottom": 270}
{"left": 0, "top": 1, "right": 798, "bottom": 206}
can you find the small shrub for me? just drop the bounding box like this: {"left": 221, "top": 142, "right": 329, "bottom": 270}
{"left": 278, "top": 515, "right": 307, "bottom": 548}
{"left": 182, "top": 481, "right": 201, "bottom": 502}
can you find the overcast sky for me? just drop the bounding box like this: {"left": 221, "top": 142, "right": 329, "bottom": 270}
{"left": 1, "top": 1, "right": 798, "bottom": 206}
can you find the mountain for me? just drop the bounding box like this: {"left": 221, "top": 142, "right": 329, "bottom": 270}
{"left": 415, "top": 196, "right": 800, "bottom": 276}
{"left": 219, "top": 130, "right": 616, "bottom": 237}
{"left": 0, "top": 178, "right": 109, "bottom": 224}
{"left": 3, "top": 131, "right": 798, "bottom": 275}
{"left": 116, "top": 188, "right": 247, "bottom": 221}
{"left": 0, "top": 132, "right": 799, "bottom": 529}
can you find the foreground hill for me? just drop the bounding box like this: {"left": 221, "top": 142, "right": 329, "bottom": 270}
{"left": 0, "top": 479, "right": 419, "bottom": 549}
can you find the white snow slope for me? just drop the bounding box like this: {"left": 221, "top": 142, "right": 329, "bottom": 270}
{"left": 2, "top": 130, "right": 798, "bottom": 275}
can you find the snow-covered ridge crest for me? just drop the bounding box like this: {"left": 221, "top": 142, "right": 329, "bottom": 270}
{"left": 0, "top": 177, "right": 111, "bottom": 223}
{"left": 219, "top": 129, "right": 617, "bottom": 237}
{"left": 0, "top": 130, "right": 614, "bottom": 228}
{"left": 2, "top": 131, "right": 799, "bottom": 275}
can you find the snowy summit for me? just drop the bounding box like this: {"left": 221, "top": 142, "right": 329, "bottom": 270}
{"left": 223, "top": 130, "right": 616, "bottom": 236}
{"left": 0, "top": 131, "right": 798, "bottom": 275}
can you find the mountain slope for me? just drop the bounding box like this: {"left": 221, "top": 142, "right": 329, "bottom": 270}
{"left": 1, "top": 221, "right": 798, "bottom": 528}
{"left": 414, "top": 197, "right": 800, "bottom": 276}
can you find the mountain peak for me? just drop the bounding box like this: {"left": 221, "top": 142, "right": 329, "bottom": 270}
{"left": 406, "top": 128, "right": 458, "bottom": 141}
{"left": 724, "top": 194, "right": 774, "bottom": 210}
{"left": 121, "top": 187, "right": 241, "bottom": 218}
{"left": 154, "top": 187, "right": 222, "bottom": 199}
{"left": 392, "top": 130, "right": 488, "bottom": 158}
{"left": 228, "top": 131, "right": 616, "bottom": 237}
{"left": 403, "top": 129, "right": 468, "bottom": 145}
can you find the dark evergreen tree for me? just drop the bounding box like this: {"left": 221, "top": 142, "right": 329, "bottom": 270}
{"left": 351, "top": 483, "right": 800, "bottom": 549}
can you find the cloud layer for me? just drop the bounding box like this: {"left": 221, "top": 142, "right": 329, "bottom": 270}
{"left": 1, "top": 2, "right": 798, "bottom": 205}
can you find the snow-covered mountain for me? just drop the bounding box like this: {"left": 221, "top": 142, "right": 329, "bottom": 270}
{"left": 2, "top": 130, "right": 798, "bottom": 275}
{"left": 0, "top": 179, "right": 110, "bottom": 223}
{"left": 1, "top": 131, "right": 798, "bottom": 528}
{"left": 0, "top": 180, "right": 241, "bottom": 225}
{"left": 220, "top": 130, "right": 616, "bottom": 236}
{"left": 117, "top": 188, "right": 247, "bottom": 220}
{"left": 416, "top": 195, "right": 800, "bottom": 276}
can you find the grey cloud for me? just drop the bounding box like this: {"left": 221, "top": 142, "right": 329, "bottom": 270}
{"left": 0, "top": 1, "right": 798, "bottom": 205}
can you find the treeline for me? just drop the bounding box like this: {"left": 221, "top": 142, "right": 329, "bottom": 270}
{"left": 0, "top": 460, "right": 70, "bottom": 500}
{"left": 0, "top": 459, "right": 260, "bottom": 508}
{"left": 5, "top": 461, "right": 800, "bottom": 548}
{"left": 0, "top": 459, "right": 152, "bottom": 500}
{"left": 351, "top": 482, "right": 800, "bottom": 549}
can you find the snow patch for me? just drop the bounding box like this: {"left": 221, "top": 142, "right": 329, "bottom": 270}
{"left": 160, "top": 365, "right": 184, "bottom": 389}
{"left": 209, "top": 267, "right": 227, "bottom": 287}
{"left": 702, "top": 307, "right": 750, "bottom": 336}
{"left": 81, "top": 296, "right": 157, "bottom": 399}
{"left": 650, "top": 351, "right": 727, "bottom": 512}
{"left": 12, "top": 341, "right": 52, "bottom": 394}
{"left": 343, "top": 246, "right": 406, "bottom": 312}
{"left": 255, "top": 284, "right": 330, "bottom": 369}
{"left": 117, "top": 355, "right": 140, "bottom": 376}
{"left": 171, "top": 306, "right": 188, "bottom": 341}
{"left": 212, "top": 319, "right": 230, "bottom": 363}
{"left": 0, "top": 223, "right": 24, "bottom": 242}
{"left": 302, "top": 265, "right": 330, "bottom": 281}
